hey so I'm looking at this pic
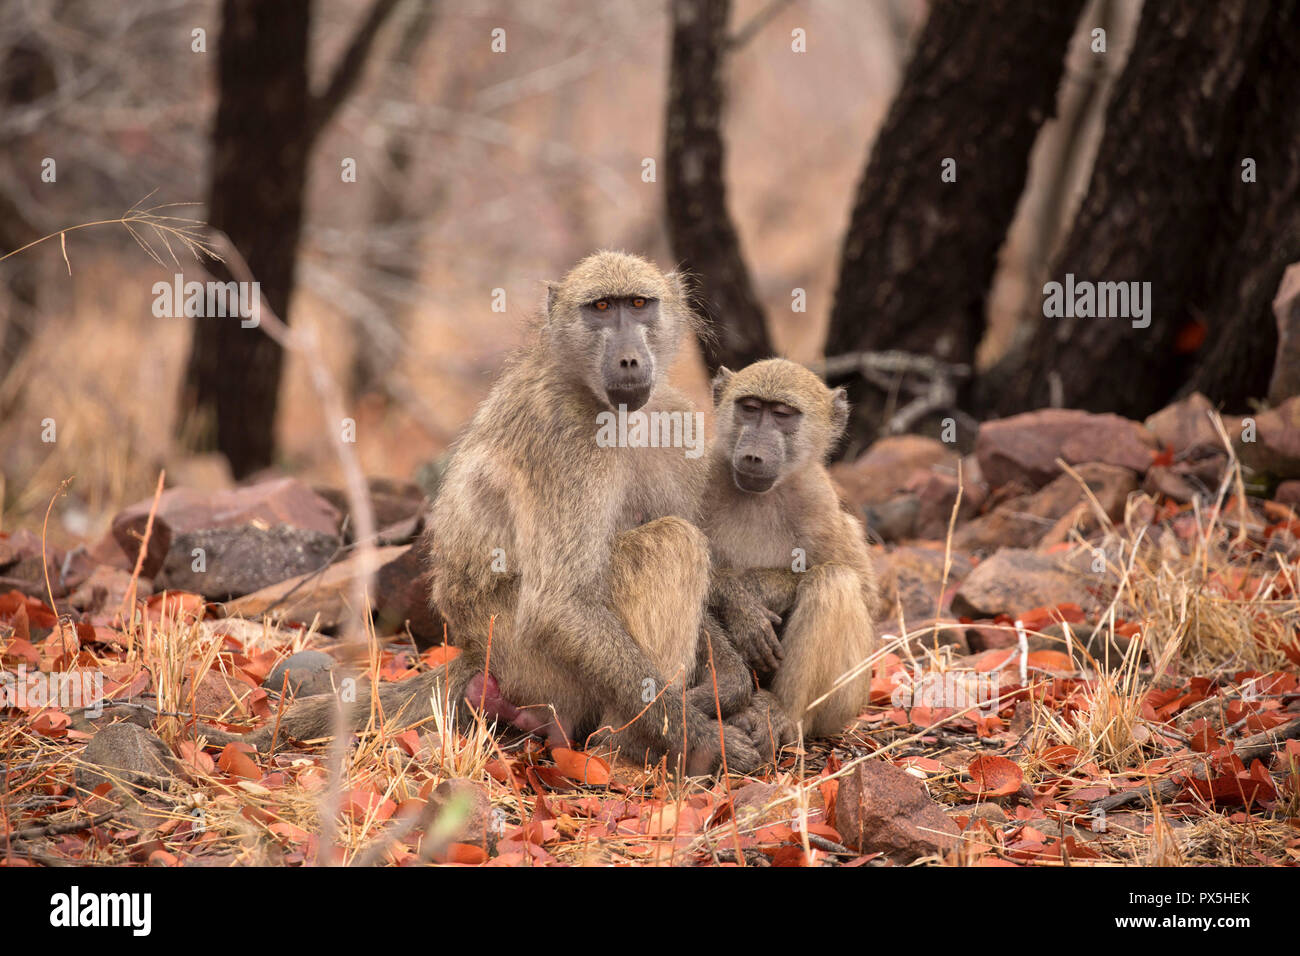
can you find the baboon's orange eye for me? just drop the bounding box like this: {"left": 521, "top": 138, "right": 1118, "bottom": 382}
{"left": 594, "top": 299, "right": 610, "bottom": 311}
{"left": 631, "top": 297, "right": 646, "bottom": 308}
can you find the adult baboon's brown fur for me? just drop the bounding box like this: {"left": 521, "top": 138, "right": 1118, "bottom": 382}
{"left": 213, "top": 252, "right": 759, "bottom": 774}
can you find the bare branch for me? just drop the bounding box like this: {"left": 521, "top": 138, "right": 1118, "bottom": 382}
{"left": 308, "top": 0, "right": 403, "bottom": 143}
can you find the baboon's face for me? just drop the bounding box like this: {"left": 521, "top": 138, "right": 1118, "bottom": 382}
{"left": 582, "top": 294, "right": 659, "bottom": 411}
{"left": 712, "top": 359, "right": 850, "bottom": 494}
{"left": 546, "top": 252, "right": 683, "bottom": 411}
{"left": 724, "top": 395, "right": 806, "bottom": 493}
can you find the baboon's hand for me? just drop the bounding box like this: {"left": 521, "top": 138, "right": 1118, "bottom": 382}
{"left": 717, "top": 590, "right": 784, "bottom": 674}
{"left": 731, "top": 690, "right": 798, "bottom": 763}
{"left": 682, "top": 711, "right": 761, "bottom": 776}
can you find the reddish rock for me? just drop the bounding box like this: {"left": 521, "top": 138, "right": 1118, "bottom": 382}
{"left": 975, "top": 409, "right": 1157, "bottom": 490}
{"left": 1277, "top": 480, "right": 1300, "bottom": 510}
{"left": 67, "top": 566, "right": 153, "bottom": 615}
{"left": 830, "top": 435, "right": 957, "bottom": 509}
{"left": 836, "top": 760, "right": 960, "bottom": 862}
{"left": 1238, "top": 396, "right": 1300, "bottom": 478}
{"left": 224, "top": 544, "right": 427, "bottom": 636}
{"left": 951, "top": 548, "right": 1099, "bottom": 619}
{"left": 428, "top": 779, "right": 493, "bottom": 848}
{"left": 110, "top": 478, "right": 342, "bottom": 578}
{"left": 906, "top": 468, "right": 984, "bottom": 540}
{"left": 374, "top": 545, "right": 444, "bottom": 647}
{"left": 1144, "top": 392, "right": 1221, "bottom": 455}
{"left": 876, "top": 545, "right": 975, "bottom": 628}
{"left": 955, "top": 463, "right": 1137, "bottom": 551}
{"left": 315, "top": 477, "right": 429, "bottom": 542}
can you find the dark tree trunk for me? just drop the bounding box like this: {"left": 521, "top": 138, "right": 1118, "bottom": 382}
{"left": 825, "top": 0, "right": 1084, "bottom": 452}
{"left": 0, "top": 41, "right": 55, "bottom": 386}
{"left": 665, "top": 0, "right": 771, "bottom": 374}
{"left": 181, "top": 0, "right": 312, "bottom": 479}
{"left": 1183, "top": 0, "right": 1300, "bottom": 407}
{"left": 980, "top": 0, "right": 1282, "bottom": 419}
{"left": 182, "top": 0, "right": 399, "bottom": 479}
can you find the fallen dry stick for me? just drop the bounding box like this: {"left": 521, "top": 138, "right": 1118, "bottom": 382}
{"left": 1091, "top": 717, "right": 1300, "bottom": 812}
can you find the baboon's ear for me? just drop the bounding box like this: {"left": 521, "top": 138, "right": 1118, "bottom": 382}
{"left": 666, "top": 270, "right": 690, "bottom": 302}
{"left": 544, "top": 281, "right": 560, "bottom": 320}
{"left": 711, "top": 367, "right": 735, "bottom": 407}
{"left": 829, "top": 387, "right": 850, "bottom": 439}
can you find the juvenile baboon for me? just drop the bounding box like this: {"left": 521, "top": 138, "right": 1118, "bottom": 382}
{"left": 703, "top": 359, "right": 881, "bottom": 743}
{"left": 222, "top": 252, "right": 759, "bottom": 774}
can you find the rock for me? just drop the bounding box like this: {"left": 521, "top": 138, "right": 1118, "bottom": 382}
{"left": 863, "top": 494, "right": 919, "bottom": 542}
{"left": 1144, "top": 393, "right": 1221, "bottom": 455}
{"left": 183, "top": 668, "right": 257, "bottom": 719}
{"left": 77, "top": 723, "right": 175, "bottom": 796}
{"left": 951, "top": 548, "right": 1097, "bottom": 619}
{"left": 157, "top": 525, "right": 340, "bottom": 600}
{"left": 110, "top": 477, "right": 342, "bottom": 579}
{"left": 0, "top": 529, "right": 42, "bottom": 570}
{"left": 315, "top": 478, "right": 429, "bottom": 542}
{"left": 1269, "top": 262, "right": 1300, "bottom": 405}
{"left": 975, "top": 409, "right": 1157, "bottom": 490}
{"left": 876, "top": 545, "right": 975, "bottom": 629}
{"left": 1277, "top": 480, "right": 1300, "bottom": 510}
{"left": 265, "top": 650, "right": 336, "bottom": 697}
{"left": 224, "top": 545, "right": 409, "bottom": 630}
{"left": 830, "top": 436, "right": 958, "bottom": 509}
{"left": 0, "top": 530, "right": 65, "bottom": 598}
{"left": 731, "top": 781, "right": 807, "bottom": 827}
{"left": 1238, "top": 396, "right": 1300, "bottom": 478}
{"left": 907, "top": 468, "right": 984, "bottom": 540}
{"left": 1143, "top": 466, "right": 1199, "bottom": 503}
{"left": 955, "top": 463, "right": 1137, "bottom": 551}
{"left": 373, "top": 545, "right": 444, "bottom": 647}
{"left": 836, "top": 760, "right": 960, "bottom": 862}
{"left": 67, "top": 566, "right": 153, "bottom": 615}
{"left": 427, "top": 779, "right": 493, "bottom": 848}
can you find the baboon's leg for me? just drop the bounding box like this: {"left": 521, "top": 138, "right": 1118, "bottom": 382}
{"left": 770, "top": 564, "right": 874, "bottom": 738}
{"left": 594, "top": 516, "right": 712, "bottom": 763}
{"left": 609, "top": 517, "right": 707, "bottom": 689}
{"left": 688, "top": 612, "right": 753, "bottom": 719}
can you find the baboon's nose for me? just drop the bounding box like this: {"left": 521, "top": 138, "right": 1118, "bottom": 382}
{"left": 619, "top": 356, "right": 639, "bottom": 369}
{"left": 741, "top": 452, "right": 764, "bottom": 465}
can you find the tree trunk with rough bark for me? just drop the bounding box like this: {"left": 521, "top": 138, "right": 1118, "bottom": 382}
{"left": 980, "top": 0, "right": 1286, "bottom": 419}
{"left": 180, "top": 0, "right": 312, "bottom": 479}
{"left": 825, "top": 0, "right": 1085, "bottom": 453}
{"left": 181, "top": 0, "right": 399, "bottom": 478}
{"left": 664, "top": 0, "right": 771, "bottom": 375}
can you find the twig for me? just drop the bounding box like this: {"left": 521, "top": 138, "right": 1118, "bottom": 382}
{"left": 7, "top": 809, "right": 115, "bottom": 843}
{"left": 1090, "top": 717, "right": 1300, "bottom": 812}
{"left": 119, "top": 469, "right": 165, "bottom": 646}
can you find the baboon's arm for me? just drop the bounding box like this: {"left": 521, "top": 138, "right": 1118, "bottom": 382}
{"left": 709, "top": 566, "right": 800, "bottom": 674}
